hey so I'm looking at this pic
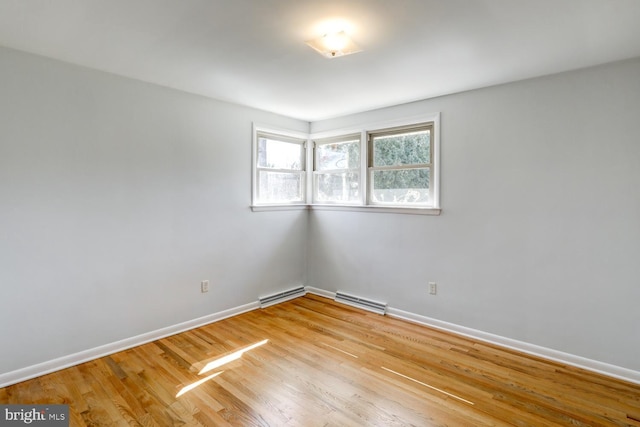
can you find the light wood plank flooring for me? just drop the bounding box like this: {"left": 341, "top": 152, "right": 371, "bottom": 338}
{"left": 1, "top": 294, "right": 639, "bottom": 426}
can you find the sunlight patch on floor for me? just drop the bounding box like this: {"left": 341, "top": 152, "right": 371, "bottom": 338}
{"left": 321, "top": 342, "right": 359, "bottom": 358}
{"left": 381, "top": 366, "right": 474, "bottom": 405}
{"left": 176, "top": 339, "right": 269, "bottom": 398}
{"left": 199, "top": 339, "right": 269, "bottom": 375}
{"left": 176, "top": 371, "right": 223, "bottom": 398}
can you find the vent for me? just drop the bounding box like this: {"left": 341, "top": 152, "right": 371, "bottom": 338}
{"left": 334, "top": 291, "right": 387, "bottom": 315}
{"left": 259, "top": 286, "right": 306, "bottom": 308}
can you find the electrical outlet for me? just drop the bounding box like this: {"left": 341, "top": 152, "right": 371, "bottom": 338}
{"left": 429, "top": 282, "right": 437, "bottom": 295}
{"left": 201, "top": 280, "right": 209, "bottom": 293}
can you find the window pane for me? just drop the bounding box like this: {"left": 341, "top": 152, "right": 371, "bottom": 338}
{"left": 316, "top": 140, "right": 360, "bottom": 171}
{"left": 314, "top": 172, "right": 360, "bottom": 203}
{"left": 257, "top": 171, "right": 303, "bottom": 203}
{"left": 257, "top": 137, "right": 303, "bottom": 170}
{"left": 371, "top": 168, "right": 430, "bottom": 204}
{"left": 372, "top": 130, "right": 430, "bottom": 167}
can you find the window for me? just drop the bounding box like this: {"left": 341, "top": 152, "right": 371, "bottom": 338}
{"left": 254, "top": 131, "right": 306, "bottom": 205}
{"left": 368, "top": 124, "right": 433, "bottom": 206}
{"left": 253, "top": 114, "right": 440, "bottom": 213}
{"left": 313, "top": 135, "right": 361, "bottom": 204}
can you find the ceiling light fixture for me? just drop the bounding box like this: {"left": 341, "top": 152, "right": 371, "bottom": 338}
{"left": 306, "top": 31, "right": 362, "bottom": 58}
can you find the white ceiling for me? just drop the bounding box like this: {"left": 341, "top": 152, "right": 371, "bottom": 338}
{"left": 1, "top": 0, "right": 640, "bottom": 121}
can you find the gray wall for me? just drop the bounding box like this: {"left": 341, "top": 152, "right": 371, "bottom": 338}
{"left": 2, "top": 44, "right": 639, "bottom": 377}
{"left": 309, "top": 58, "right": 640, "bottom": 371}
{"left": 0, "top": 47, "right": 308, "bottom": 374}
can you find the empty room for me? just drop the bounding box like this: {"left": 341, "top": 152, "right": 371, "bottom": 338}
{"left": 1, "top": 1, "right": 639, "bottom": 425}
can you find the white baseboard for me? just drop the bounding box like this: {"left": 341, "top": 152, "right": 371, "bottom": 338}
{"left": 0, "top": 301, "right": 259, "bottom": 389}
{"left": 3, "top": 288, "right": 639, "bottom": 388}
{"left": 386, "top": 307, "right": 640, "bottom": 385}
{"left": 304, "top": 286, "right": 336, "bottom": 299}
{"left": 305, "top": 287, "right": 640, "bottom": 385}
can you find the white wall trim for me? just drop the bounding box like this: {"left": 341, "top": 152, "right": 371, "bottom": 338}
{"left": 386, "top": 307, "right": 640, "bottom": 385}
{"left": 0, "top": 301, "right": 260, "bottom": 389}
{"left": 251, "top": 204, "right": 309, "bottom": 212}
{"left": 3, "top": 288, "right": 639, "bottom": 388}
{"left": 304, "top": 286, "right": 336, "bottom": 299}
{"left": 305, "top": 287, "right": 640, "bottom": 385}
{"left": 310, "top": 205, "right": 441, "bottom": 216}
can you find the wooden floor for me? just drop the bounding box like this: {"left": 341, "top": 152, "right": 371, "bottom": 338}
{"left": 1, "top": 294, "right": 639, "bottom": 426}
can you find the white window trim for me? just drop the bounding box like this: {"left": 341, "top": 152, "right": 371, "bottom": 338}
{"left": 251, "top": 204, "right": 309, "bottom": 212}
{"left": 312, "top": 134, "right": 362, "bottom": 205}
{"left": 310, "top": 113, "right": 440, "bottom": 214}
{"left": 310, "top": 205, "right": 441, "bottom": 215}
{"left": 251, "top": 123, "right": 310, "bottom": 210}
{"left": 252, "top": 113, "right": 441, "bottom": 215}
{"left": 367, "top": 123, "right": 434, "bottom": 208}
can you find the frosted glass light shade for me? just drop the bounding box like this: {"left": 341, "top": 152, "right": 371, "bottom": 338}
{"left": 306, "top": 31, "right": 362, "bottom": 58}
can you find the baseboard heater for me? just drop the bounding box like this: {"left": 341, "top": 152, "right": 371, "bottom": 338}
{"left": 259, "top": 286, "right": 306, "bottom": 308}
{"left": 334, "top": 291, "right": 387, "bottom": 315}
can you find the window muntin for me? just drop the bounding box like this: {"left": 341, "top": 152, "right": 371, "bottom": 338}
{"left": 255, "top": 132, "right": 305, "bottom": 204}
{"left": 368, "top": 124, "right": 433, "bottom": 206}
{"left": 313, "top": 136, "right": 361, "bottom": 204}
{"left": 253, "top": 115, "right": 439, "bottom": 212}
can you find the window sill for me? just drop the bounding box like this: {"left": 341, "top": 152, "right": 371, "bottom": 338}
{"left": 311, "top": 205, "right": 441, "bottom": 215}
{"left": 251, "top": 204, "right": 441, "bottom": 215}
{"left": 251, "top": 204, "right": 309, "bottom": 212}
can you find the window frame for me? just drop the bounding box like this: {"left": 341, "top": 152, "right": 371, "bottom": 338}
{"left": 252, "top": 113, "right": 440, "bottom": 215}
{"left": 252, "top": 125, "right": 309, "bottom": 209}
{"left": 367, "top": 122, "right": 434, "bottom": 207}
{"left": 312, "top": 134, "right": 362, "bottom": 206}
{"left": 309, "top": 113, "right": 440, "bottom": 214}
